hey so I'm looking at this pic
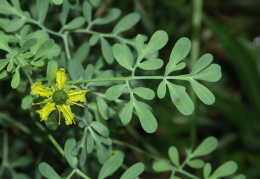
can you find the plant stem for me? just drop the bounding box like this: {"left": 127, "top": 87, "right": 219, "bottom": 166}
{"left": 113, "top": 139, "right": 162, "bottom": 161}
{"left": 67, "top": 75, "right": 191, "bottom": 84}
{"left": 189, "top": 0, "right": 203, "bottom": 147}
{"left": 76, "top": 169, "right": 91, "bottom": 179}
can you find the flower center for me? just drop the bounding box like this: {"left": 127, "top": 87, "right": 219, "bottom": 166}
{"left": 52, "top": 90, "right": 67, "bottom": 105}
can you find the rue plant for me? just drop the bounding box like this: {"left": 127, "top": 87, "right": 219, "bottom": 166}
{"left": 0, "top": 0, "right": 246, "bottom": 179}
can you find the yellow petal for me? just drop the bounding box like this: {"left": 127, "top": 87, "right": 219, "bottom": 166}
{"left": 55, "top": 68, "right": 67, "bottom": 90}
{"left": 31, "top": 82, "right": 53, "bottom": 98}
{"left": 36, "top": 102, "right": 56, "bottom": 121}
{"left": 68, "top": 90, "right": 90, "bottom": 102}
{"left": 61, "top": 104, "right": 75, "bottom": 125}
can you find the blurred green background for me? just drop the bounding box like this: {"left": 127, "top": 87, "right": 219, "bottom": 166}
{"left": 1, "top": 0, "right": 260, "bottom": 178}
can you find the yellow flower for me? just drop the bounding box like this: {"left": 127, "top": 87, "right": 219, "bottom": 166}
{"left": 31, "top": 68, "right": 90, "bottom": 125}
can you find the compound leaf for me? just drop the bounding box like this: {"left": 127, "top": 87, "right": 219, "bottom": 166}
{"left": 64, "top": 138, "right": 78, "bottom": 168}
{"left": 169, "top": 146, "right": 179, "bottom": 167}
{"left": 98, "top": 153, "right": 124, "bottom": 179}
{"left": 138, "top": 59, "right": 164, "bottom": 70}
{"left": 191, "top": 53, "right": 213, "bottom": 74}
{"left": 192, "top": 137, "right": 218, "bottom": 158}
{"left": 193, "top": 64, "right": 222, "bottom": 82}
{"left": 64, "top": 17, "right": 85, "bottom": 30}
{"left": 113, "top": 43, "right": 133, "bottom": 71}
{"left": 90, "top": 121, "right": 109, "bottom": 138}
{"left": 120, "top": 162, "right": 144, "bottom": 179}
{"left": 157, "top": 80, "right": 166, "bottom": 99}
{"left": 105, "top": 84, "right": 126, "bottom": 101}
{"left": 210, "top": 161, "right": 238, "bottom": 178}
{"left": 113, "top": 12, "right": 140, "bottom": 34}
{"left": 132, "top": 87, "right": 155, "bottom": 100}
{"left": 38, "top": 162, "right": 61, "bottom": 179}
{"left": 167, "top": 82, "right": 194, "bottom": 115}
{"left": 101, "top": 37, "right": 114, "bottom": 64}
{"left": 142, "top": 30, "right": 168, "bottom": 58}
{"left": 134, "top": 101, "right": 158, "bottom": 133}
{"left": 120, "top": 100, "right": 134, "bottom": 125}
{"left": 190, "top": 80, "right": 215, "bottom": 105}
{"left": 165, "top": 37, "right": 191, "bottom": 76}
{"left": 93, "top": 8, "right": 121, "bottom": 25}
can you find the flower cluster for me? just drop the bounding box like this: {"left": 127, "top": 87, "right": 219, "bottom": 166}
{"left": 31, "top": 68, "right": 89, "bottom": 125}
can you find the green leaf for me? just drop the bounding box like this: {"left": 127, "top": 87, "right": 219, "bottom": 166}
{"left": 0, "top": 70, "right": 8, "bottom": 79}
{"left": 38, "top": 162, "right": 61, "bottom": 179}
{"left": 134, "top": 100, "right": 158, "bottom": 133}
{"left": 210, "top": 161, "right": 238, "bottom": 178}
{"left": 36, "top": 0, "right": 49, "bottom": 24}
{"left": 0, "top": 0, "right": 18, "bottom": 15}
{"left": 87, "top": 133, "right": 94, "bottom": 154}
{"left": 68, "top": 58, "right": 84, "bottom": 80}
{"left": 157, "top": 80, "right": 166, "bottom": 99}
{"left": 5, "top": 18, "right": 26, "bottom": 32}
{"left": 101, "top": 37, "right": 114, "bottom": 64}
{"left": 7, "top": 59, "right": 14, "bottom": 72}
{"left": 97, "top": 96, "right": 110, "bottom": 120}
{"left": 96, "top": 144, "right": 110, "bottom": 164}
{"left": 120, "top": 162, "right": 144, "bottom": 179}
{"left": 44, "top": 43, "right": 61, "bottom": 59}
{"left": 83, "top": 1, "right": 92, "bottom": 23}
{"left": 64, "top": 17, "right": 85, "bottom": 30}
{"left": 46, "top": 60, "right": 58, "bottom": 84}
{"left": 89, "top": 34, "right": 100, "bottom": 46}
{"left": 187, "top": 159, "right": 204, "bottom": 169}
{"left": 138, "top": 59, "right": 164, "bottom": 70}
{"left": 52, "top": 0, "right": 63, "bottom": 5}
{"left": 98, "top": 153, "right": 124, "bottom": 179}
{"left": 75, "top": 42, "right": 90, "bottom": 63}
{"left": 93, "top": 8, "right": 121, "bottom": 25}
{"left": 85, "top": 64, "right": 94, "bottom": 80}
{"left": 19, "top": 52, "right": 34, "bottom": 59}
{"left": 34, "top": 39, "right": 54, "bottom": 60}
{"left": 59, "top": 0, "right": 70, "bottom": 25}
{"left": 203, "top": 163, "right": 212, "bottom": 179}
{"left": 89, "top": 0, "right": 101, "bottom": 7}
{"left": 165, "top": 37, "right": 191, "bottom": 76}
{"left": 90, "top": 121, "right": 109, "bottom": 137}
{"left": 173, "top": 62, "right": 186, "bottom": 71}
{"left": 135, "top": 34, "right": 144, "bottom": 54}
{"left": 0, "top": 59, "right": 9, "bottom": 71}
{"left": 191, "top": 53, "right": 213, "bottom": 74}
{"left": 11, "top": 69, "right": 20, "bottom": 89}
{"left": 167, "top": 82, "right": 194, "bottom": 115}
{"left": 168, "top": 146, "right": 179, "bottom": 167}
{"left": 192, "top": 64, "right": 222, "bottom": 82}
{"left": 142, "top": 30, "right": 168, "bottom": 57}
{"left": 64, "top": 138, "right": 78, "bottom": 168}
{"left": 31, "top": 60, "right": 44, "bottom": 67}
{"left": 0, "top": 35, "right": 11, "bottom": 52}
{"left": 113, "top": 43, "right": 133, "bottom": 71}
{"left": 105, "top": 84, "right": 126, "bottom": 101}
{"left": 19, "top": 38, "right": 37, "bottom": 54}
{"left": 192, "top": 137, "right": 218, "bottom": 158}
{"left": 11, "top": 156, "right": 32, "bottom": 168}
{"left": 120, "top": 100, "right": 134, "bottom": 125}
{"left": 132, "top": 87, "right": 155, "bottom": 100}
{"left": 153, "top": 161, "right": 173, "bottom": 172}
{"left": 21, "top": 95, "right": 33, "bottom": 110}
{"left": 113, "top": 12, "right": 140, "bottom": 34}
{"left": 190, "top": 80, "right": 215, "bottom": 105}
{"left": 30, "top": 30, "right": 48, "bottom": 54}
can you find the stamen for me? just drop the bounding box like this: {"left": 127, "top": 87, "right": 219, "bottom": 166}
{"left": 58, "top": 105, "right": 61, "bottom": 125}
{"left": 32, "top": 98, "right": 52, "bottom": 105}
{"left": 67, "top": 100, "right": 85, "bottom": 108}
{"left": 65, "top": 78, "right": 82, "bottom": 92}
